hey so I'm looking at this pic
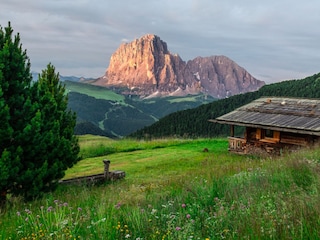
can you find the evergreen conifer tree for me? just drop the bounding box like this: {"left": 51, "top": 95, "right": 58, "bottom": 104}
{"left": 0, "top": 22, "right": 80, "bottom": 201}
{"left": 0, "top": 22, "right": 33, "bottom": 201}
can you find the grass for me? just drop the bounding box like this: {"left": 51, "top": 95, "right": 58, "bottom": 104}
{"left": 65, "top": 81, "right": 125, "bottom": 102}
{"left": 72, "top": 135, "right": 227, "bottom": 179}
{"left": 1, "top": 135, "right": 320, "bottom": 239}
{"left": 167, "top": 95, "right": 211, "bottom": 103}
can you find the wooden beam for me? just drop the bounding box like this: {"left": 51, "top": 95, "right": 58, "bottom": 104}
{"left": 230, "top": 125, "right": 234, "bottom": 137}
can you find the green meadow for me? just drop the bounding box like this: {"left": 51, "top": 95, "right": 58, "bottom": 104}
{"left": 65, "top": 81, "right": 125, "bottom": 102}
{"left": 1, "top": 135, "right": 320, "bottom": 239}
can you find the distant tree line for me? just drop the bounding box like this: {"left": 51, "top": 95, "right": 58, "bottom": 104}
{"left": 129, "top": 73, "right": 320, "bottom": 139}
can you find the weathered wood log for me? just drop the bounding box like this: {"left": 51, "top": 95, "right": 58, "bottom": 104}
{"left": 59, "top": 160, "right": 125, "bottom": 185}
{"left": 103, "top": 159, "right": 110, "bottom": 180}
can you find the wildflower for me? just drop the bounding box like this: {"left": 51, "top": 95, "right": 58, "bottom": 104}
{"left": 116, "top": 222, "right": 121, "bottom": 230}
{"left": 115, "top": 202, "right": 122, "bottom": 209}
{"left": 175, "top": 227, "right": 181, "bottom": 231}
{"left": 25, "top": 209, "right": 31, "bottom": 214}
{"left": 125, "top": 234, "right": 130, "bottom": 238}
{"left": 16, "top": 211, "right": 21, "bottom": 216}
{"left": 47, "top": 206, "right": 53, "bottom": 212}
{"left": 54, "top": 199, "right": 59, "bottom": 204}
{"left": 63, "top": 202, "right": 68, "bottom": 207}
{"left": 77, "top": 207, "right": 82, "bottom": 211}
{"left": 181, "top": 203, "right": 186, "bottom": 208}
{"left": 186, "top": 214, "right": 191, "bottom": 219}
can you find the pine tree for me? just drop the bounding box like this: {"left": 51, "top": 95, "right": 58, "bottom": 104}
{"left": 0, "top": 23, "right": 80, "bottom": 201}
{"left": 0, "top": 22, "right": 33, "bottom": 201}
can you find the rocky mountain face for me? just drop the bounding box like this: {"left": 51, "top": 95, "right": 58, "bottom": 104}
{"left": 94, "top": 34, "right": 265, "bottom": 98}
{"left": 186, "top": 56, "right": 265, "bottom": 98}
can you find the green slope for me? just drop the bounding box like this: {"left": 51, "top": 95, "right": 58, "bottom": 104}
{"left": 65, "top": 80, "right": 125, "bottom": 102}
{"left": 66, "top": 81, "right": 217, "bottom": 137}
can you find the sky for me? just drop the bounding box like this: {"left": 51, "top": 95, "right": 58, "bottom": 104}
{"left": 1, "top": 0, "right": 320, "bottom": 83}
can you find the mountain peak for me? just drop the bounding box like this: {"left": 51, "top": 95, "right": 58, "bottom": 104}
{"left": 141, "top": 33, "right": 158, "bottom": 40}
{"left": 94, "top": 35, "right": 264, "bottom": 98}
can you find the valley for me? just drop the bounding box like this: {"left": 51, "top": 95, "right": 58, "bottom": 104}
{"left": 65, "top": 80, "right": 216, "bottom": 137}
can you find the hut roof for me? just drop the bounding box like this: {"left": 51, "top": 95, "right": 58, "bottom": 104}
{"left": 211, "top": 97, "right": 320, "bottom": 136}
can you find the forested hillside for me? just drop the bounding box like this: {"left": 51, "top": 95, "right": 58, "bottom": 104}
{"left": 66, "top": 81, "right": 216, "bottom": 137}
{"left": 129, "top": 73, "right": 320, "bottom": 139}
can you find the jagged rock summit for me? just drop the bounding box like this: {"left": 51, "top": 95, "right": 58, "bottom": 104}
{"left": 94, "top": 34, "right": 265, "bottom": 98}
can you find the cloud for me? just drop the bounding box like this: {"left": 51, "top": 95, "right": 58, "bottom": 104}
{"left": 1, "top": 0, "right": 320, "bottom": 82}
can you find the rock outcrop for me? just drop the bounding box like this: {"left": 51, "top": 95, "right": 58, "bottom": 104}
{"left": 186, "top": 56, "right": 265, "bottom": 98}
{"left": 94, "top": 34, "right": 264, "bottom": 98}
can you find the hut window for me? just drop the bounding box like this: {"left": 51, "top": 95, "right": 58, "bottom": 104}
{"left": 265, "top": 129, "right": 274, "bottom": 138}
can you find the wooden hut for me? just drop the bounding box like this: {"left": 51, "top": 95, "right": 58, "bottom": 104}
{"left": 210, "top": 97, "right": 320, "bottom": 154}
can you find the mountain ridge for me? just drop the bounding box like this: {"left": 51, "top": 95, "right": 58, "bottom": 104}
{"left": 92, "top": 34, "right": 265, "bottom": 98}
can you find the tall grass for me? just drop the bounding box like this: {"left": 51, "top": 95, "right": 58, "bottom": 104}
{"left": 78, "top": 135, "right": 197, "bottom": 159}
{"left": 1, "top": 136, "right": 320, "bottom": 239}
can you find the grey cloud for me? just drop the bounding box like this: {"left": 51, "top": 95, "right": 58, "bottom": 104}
{"left": 1, "top": 0, "right": 320, "bottom": 82}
